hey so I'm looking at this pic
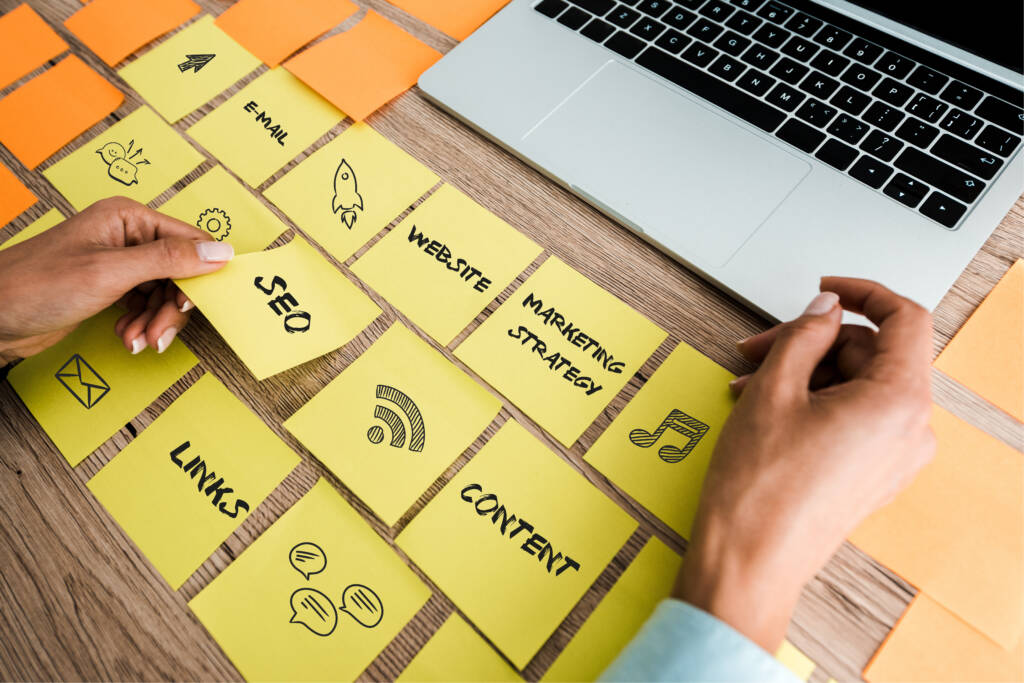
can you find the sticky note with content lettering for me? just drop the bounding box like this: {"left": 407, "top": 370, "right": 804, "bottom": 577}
{"left": 189, "top": 478, "right": 432, "bottom": 681}
{"left": 454, "top": 257, "right": 666, "bottom": 446}
{"left": 398, "top": 614, "right": 522, "bottom": 683}
{"left": 7, "top": 308, "right": 197, "bottom": 466}
{"left": 285, "top": 323, "right": 501, "bottom": 526}
{"left": 264, "top": 121, "right": 438, "bottom": 262}
{"left": 176, "top": 236, "right": 381, "bottom": 380}
{"left": 397, "top": 419, "right": 637, "bottom": 669}
{"left": 351, "top": 185, "right": 542, "bottom": 344}
{"left": 88, "top": 374, "right": 299, "bottom": 588}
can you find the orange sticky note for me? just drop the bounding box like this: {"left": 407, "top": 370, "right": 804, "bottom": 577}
{"left": 0, "top": 4, "right": 68, "bottom": 89}
{"left": 64, "top": 0, "right": 200, "bottom": 66}
{"left": 0, "top": 55, "right": 123, "bottom": 169}
{"left": 864, "top": 594, "right": 1024, "bottom": 682}
{"left": 389, "top": 0, "right": 511, "bottom": 40}
{"left": 0, "top": 163, "right": 36, "bottom": 227}
{"left": 849, "top": 405, "right": 1023, "bottom": 649}
{"left": 285, "top": 11, "right": 441, "bottom": 121}
{"left": 934, "top": 260, "right": 1024, "bottom": 421}
{"left": 216, "top": 0, "right": 358, "bottom": 67}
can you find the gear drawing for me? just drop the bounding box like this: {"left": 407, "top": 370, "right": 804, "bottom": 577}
{"left": 197, "top": 208, "right": 232, "bottom": 241}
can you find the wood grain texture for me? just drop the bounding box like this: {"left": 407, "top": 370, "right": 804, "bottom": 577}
{"left": 0, "top": 1, "right": 1020, "bottom": 681}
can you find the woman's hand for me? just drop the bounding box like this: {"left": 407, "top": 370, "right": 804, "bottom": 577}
{"left": 0, "top": 197, "right": 233, "bottom": 363}
{"left": 674, "top": 277, "right": 935, "bottom": 651}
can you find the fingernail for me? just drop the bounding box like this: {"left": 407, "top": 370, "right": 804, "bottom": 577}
{"left": 131, "top": 336, "right": 146, "bottom": 354}
{"left": 196, "top": 242, "right": 234, "bottom": 263}
{"left": 180, "top": 299, "right": 194, "bottom": 313}
{"left": 156, "top": 327, "right": 178, "bottom": 354}
{"left": 803, "top": 291, "right": 839, "bottom": 316}
{"left": 729, "top": 374, "right": 751, "bottom": 393}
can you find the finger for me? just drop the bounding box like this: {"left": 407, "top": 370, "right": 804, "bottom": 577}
{"left": 144, "top": 296, "right": 190, "bottom": 353}
{"left": 98, "top": 198, "right": 217, "bottom": 245}
{"left": 120, "top": 307, "right": 157, "bottom": 353}
{"left": 737, "top": 325, "right": 780, "bottom": 364}
{"left": 728, "top": 373, "right": 752, "bottom": 396}
{"left": 97, "top": 237, "right": 234, "bottom": 293}
{"left": 832, "top": 324, "right": 877, "bottom": 379}
{"left": 175, "top": 287, "right": 194, "bottom": 313}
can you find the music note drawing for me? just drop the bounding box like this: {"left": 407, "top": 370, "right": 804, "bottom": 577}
{"left": 628, "top": 409, "right": 709, "bottom": 463}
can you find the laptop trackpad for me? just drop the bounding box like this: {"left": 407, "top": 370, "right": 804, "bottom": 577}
{"left": 520, "top": 61, "right": 811, "bottom": 267}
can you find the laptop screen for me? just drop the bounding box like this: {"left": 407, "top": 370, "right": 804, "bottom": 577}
{"left": 847, "top": 1, "right": 1023, "bottom": 75}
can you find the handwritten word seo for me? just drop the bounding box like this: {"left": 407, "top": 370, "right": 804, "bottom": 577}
{"left": 253, "top": 275, "right": 311, "bottom": 333}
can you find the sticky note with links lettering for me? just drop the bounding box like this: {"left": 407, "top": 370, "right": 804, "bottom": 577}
{"left": 397, "top": 420, "right": 637, "bottom": 669}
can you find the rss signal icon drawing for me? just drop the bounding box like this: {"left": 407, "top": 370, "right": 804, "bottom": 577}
{"left": 366, "top": 384, "right": 425, "bottom": 453}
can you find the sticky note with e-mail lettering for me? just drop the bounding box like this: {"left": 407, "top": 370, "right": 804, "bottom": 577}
{"left": 455, "top": 257, "right": 666, "bottom": 446}
{"left": 8, "top": 308, "right": 197, "bottom": 466}
{"left": 387, "top": 0, "right": 511, "bottom": 41}
{"left": 0, "top": 4, "right": 69, "bottom": 90}
{"left": 263, "top": 121, "right": 438, "bottom": 262}
{"left": 1, "top": 208, "right": 64, "bottom": 250}
{"left": 397, "top": 420, "right": 637, "bottom": 669}
{"left": 285, "top": 323, "right": 501, "bottom": 526}
{"left": 398, "top": 614, "right": 522, "bottom": 683}
{"left": 216, "top": 0, "right": 359, "bottom": 67}
{"left": 0, "top": 161, "right": 35, "bottom": 227}
{"left": 88, "top": 374, "right": 299, "bottom": 588}
{"left": 64, "top": 0, "right": 200, "bottom": 67}
{"left": 189, "top": 478, "right": 432, "bottom": 681}
{"left": 352, "top": 185, "right": 542, "bottom": 345}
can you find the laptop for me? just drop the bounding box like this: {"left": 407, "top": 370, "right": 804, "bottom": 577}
{"left": 418, "top": 0, "right": 1024, "bottom": 321}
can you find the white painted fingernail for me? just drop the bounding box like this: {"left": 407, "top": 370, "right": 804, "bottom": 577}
{"left": 156, "top": 327, "right": 178, "bottom": 354}
{"left": 131, "top": 336, "right": 147, "bottom": 354}
{"left": 180, "top": 299, "right": 195, "bottom": 313}
{"left": 728, "top": 374, "right": 751, "bottom": 392}
{"left": 803, "top": 291, "right": 839, "bottom": 316}
{"left": 196, "top": 242, "right": 234, "bottom": 262}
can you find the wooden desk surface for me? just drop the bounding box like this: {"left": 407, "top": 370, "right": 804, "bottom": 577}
{"left": 0, "top": 1, "right": 1020, "bottom": 680}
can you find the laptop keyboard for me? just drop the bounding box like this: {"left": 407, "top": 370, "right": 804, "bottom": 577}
{"left": 533, "top": 0, "right": 1024, "bottom": 229}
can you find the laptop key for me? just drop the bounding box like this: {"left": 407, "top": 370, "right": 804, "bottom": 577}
{"left": 906, "top": 94, "right": 948, "bottom": 124}
{"left": 569, "top": 0, "right": 617, "bottom": 14}
{"left": 785, "top": 12, "right": 821, "bottom": 37}
{"left": 708, "top": 54, "right": 746, "bottom": 81}
{"left": 636, "top": 0, "right": 672, "bottom": 17}
{"left": 919, "top": 192, "right": 966, "bottom": 228}
{"left": 975, "top": 125, "right": 1022, "bottom": 157}
{"left": 932, "top": 134, "right": 1003, "bottom": 180}
{"left": 608, "top": 6, "right": 641, "bottom": 27}
{"left": 655, "top": 28, "right": 692, "bottom": 53}
{"left": 770, "top": 56, "right": 807, "bottom": 84}
{"left": 827, "top": 114, "right": 868, "bottom": 144}
{"left": 631, "top": 17, "right": 667, "bottom": 39}
{"left": 860, "top": 130, "right": 903, "bottom": 161}
{"left": 840, "top": 63, "right": 880, "bottom": 91}
{"left": 907, "top": 65, "right": 948, "bottom": 95}
{"left": 873, "top": 77, "right": 913, "bottom": 106}
{"left": 752, "top": 23, "right": 789, "bottom": 48}
{"left": 799, "top": 70, "right": 839, "bottom": 98}
{"left": 535, "top": 0, "right": 569, "bottom": 18}
{"left": 714, "top": 31, "right": 751, "bottom": 56}
{"left": 813, "top": 25, "right": 851, "bottom": 51}
{"left": 795, "top": 98, "right": 837, "bottom": 127}
{"left": 663, "top": 7, "right": 697, "bottom": 30}
{"left": 863, "top": 101, "right": 904, "bottom": 131}
{"left": 883, "top": 173, "right": 928, "bottom": 207}
{"left": 606, "top": 30, "right": 646, "bottom": 57}
{"left": 756, "top": 1, "right": 793, "bottom": 24}
{"left": 830, "top": 85, "right": 870, "bottom": 115}
{"left": 681, "top": 41, "right": 719, "bottom": 66}
{"left": 687, "top": 18, "right": 724, "bottom": 41}
{"left": 558, "top": 7, "right": 591, "bottom": 29}
{"left": 848, "top": 155, "right": 893, "bottom": 188}
{"left": 725, "top": 10, "right": 761, "bottom": 35}
{"left": 810, "top": 49, "right": 849, "bottom": 77}
{"left": 939, "top": 109, "right": 983, "bottom": 139}
{"left": 875, "top": 51, "right": 915, "bottom": 79}
{"left": 781, "top": 35, "right": 818, "bottom": 62}
{"left": 729, "top": 0, "right": 765, "bottom": 10}
{"left": 894, "top": 148, "right": 984, "bottom": 203}
{"left": 975, "top": 96, "right": 1024, "bottom": 135}
{"left": 675, "top": 0, "right": 705, "bottom": 7}
{"left": 741, "top": 45, "right": 779, "bottom": 69}
{"left": 776, "top": 118, "right": 825, "bottom": 152}
{"left": 736, "top": 69, "right": 776, "bottom": 95}
{"left": 582, "top": 17, "right": 617, "bottom": 42}
{"left": 895, "top": 117, "right": 938, "bottom": 148}
{"left": 815, "top": 139, "right": 859, "bottom": 170}
{"left": 765, "top": 82, "right": 804, "bottom": 111}
{"left": 939, "top": 81, "right": 982, "bottom": 110}
{"left": 843, "top": 38, "right": 883, "bottom": 64}
{"left": 700, "top": 0, "right": 735, "bottom": 20}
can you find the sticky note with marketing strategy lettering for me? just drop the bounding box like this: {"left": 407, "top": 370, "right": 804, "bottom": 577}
{"left": 216, "top": 0, "right": 359, "bottom": 67}
{"left": 7, "top": 308, "right": 197, "bottom": 466}
{"left": 398, "top": 614, "right": 522, "bottom": 683}
{"left": 189, "top": 478, "right": 431, "bottom": 681}
{"left": 264, "top": 121, "right": 438, "bottom": 262}
{"left": 187, "top": 67, "right": 344, "bottom": 187}
{"left": 118, "top": 15, "right": 260, "bottom": 123}
{"left": 0, "top": 3, "right": 68, "bottom": 89}
{"left": 398, "top": 419, "right": 637, "bottom": 669}
{"left": 43, "top": 106, "right": 204, "bottom": 210}
{"left": 285, "top": 323, "right": 500, "bottom": 526}
{"left": 585, "top": 342, "right": 735, "bottom": 538}
{"left": 157, "top": 165, "right": 286, "bottom": 253}
{"left": 1, "top": 208, "right": 64, "bottom": 250}
{"left": 64, "top": 0, "right": 200, "bottom": 66}
{"left": 352, "top": 184, "right": 543, "bottom": 345}
{"left": 455, "top": 257, "right": 666, "bottom": 447}
{"left": 88, "top": 374, "right": 299, "bottom": 588}
{"left": 0, "top": 162, "right": 35, "bottom": 227}
{"left": 387, "top": 0, "right": 511, "bottom": 41}
{"left": 176, "top": 236, "right": 381, "bottom": 380}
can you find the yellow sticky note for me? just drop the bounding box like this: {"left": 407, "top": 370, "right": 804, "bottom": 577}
{"left": 398, "top": 614, "right": 522, "bottom": 683}
{"left": 264, "top": 121, "right": 438, "bottom": 262}
{"left": 775, "top": 641, "right": 815, "bottom": 681}
{"left": 189, "top": 478, "right": 432, "bottom": 681}
{"left": 176, "top": 236, "right": 380, "bottom": 379}
{"left": 397, "top": 420, "right": 637, "bottom": 668}
{"left": 88, "top": 374, "right": 298, "bottom": 588}
{"left": 352, "top": 185, "right": 542, "bottom": 344}
{"left": 542, "top": 538, "right": 681, "bottom": 682}
{"left": 43, "top": 106, "right": 204, "bottom": 210}
{"left": 585, "top": 342, "right": 735, "bottom": 538}
{"left": 187, "top": 67, "right": 343, "bottom": 187}
{"left": 455, "top": 257, "right": 666, "bottom": 446}
{"left": 157, "top": 165, "right": 286, "bottom": 253}
{"left": 285, "top": 323, "right": 500, "bottom": 525}
{"left": 0, "top": 207, "right": 64, "bottom": 250}
{"left": 118, "top": 15, "right": 260, "bottom": 123}
{"left": 8, "top": 308, "right": 197, "bottom": 466}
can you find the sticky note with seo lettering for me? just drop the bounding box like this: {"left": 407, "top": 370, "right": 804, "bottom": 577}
{"left": 64, "top": 0, "right": 200, "bottom": 67}
{"left": 0, "top": 3, "right": 69, "bottom": 90}
{"left": 0, "top": 161, "right": 35, "bottom": 227}
{"left": 186, "top": 68, "right": 344, "bottom": 187}
{"left": 88, "top": 374, "right": 299, "bottom": 588}
{"left": 398, "top": 614, "right": 522, "bottom": 683}
{"left": 189, "top": 478, "right": 431, "bottom": 681}
{"left": 352, "top": 184, "right": 543, "bottom": 344}
{"left": 263, "top": 121, "right": 438, "bottom": 262}
{"left": 455, "top": 257, "right": 666, "bottom": 446}
{"left": 1, "top": 208, "right": 64, "bottom": 250}
{"left": 7, "top": 308, "right": 197, "bottom": 466}
{"left": 397, "top": 420, "right": 637, "bottom": 669}
{"left": 43, "top": 106, "right": 204, "bottom": 210}
{"left": 284, "top": 323, "right": 501, "bottom": 526}
{"left": 176, "top": 236, "right": 381, "bottom": 380}
{"left": 585, "top": 342, "right": 736, "bottom": 538}
{"left": 216, "top": 0, "right": 359, "bottom": 67}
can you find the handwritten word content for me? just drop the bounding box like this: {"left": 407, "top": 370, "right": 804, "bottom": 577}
{"left": 243, "top": 100, "right": 289, "bottom": 146}
{"left": 254, "top": 275, "right": 311, "bottom": 333}
{"left": 407, "top": 224, "right": 493, "bottom": 292}
{"left": 169, "top": 441, "right": 250, "bottom": 518}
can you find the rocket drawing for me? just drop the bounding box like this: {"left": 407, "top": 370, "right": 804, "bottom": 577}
{"left": 331, "top": 159, "right": 364, "bottom": 230}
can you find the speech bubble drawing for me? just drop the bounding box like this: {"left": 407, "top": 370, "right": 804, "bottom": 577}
{"left": 340, "top": 584, "right": 383, "bottom": 628}
{"left": 107, "top": 158, "right": 139, "bottom": 186}
{"left": 288, "top": 588, "right": 338, "bottom": 636}
{"left": 96, "top": 142, "right": 125, "bottom": 165}
{"left": 289, "top": 542, "right": 327, "bottom": 580}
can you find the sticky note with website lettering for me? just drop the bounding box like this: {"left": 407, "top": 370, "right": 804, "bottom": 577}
{"left": 87, "top": 374, "right": 299, "bottom": 588}
{"left": 352, "top": 185, "right": 542, "bottom": 344}
{"left": 0, "top": 208, "right": 64, "bottom": 250}
{"left": 176, "top": 236, "right": 381, "bottom": 380}
{"left": 585, "top": 342, "right": 735, "bottom": 538}
{"left": 157, "top": 166, "right": 286, "bottom": 253}
{"left": 398, "top": 614, "right": 522, "bottom": 683}
{"left": 263, "top": 121, "right": 438, "bottom": 262}
{"left": 186, "top": 67, "right": 343, "bottom": 187}
{"left": 7, "top": 308, "right": 197, "bottom": 466}
{"left": 397, "top": 420, "right": 637, "bottom": 669}
{"left": 454, "top": 257, "right": 666, "bottom": 446}
{"left": 285, "top": 323, "right": 500, "bottom": 526}
{"left": 189, "top": 478, "right": 432, "bottom": 681}
{"left": 43, "top": 106, "right": 204, "bottom": 210}
{"left": 118, "top": 15, "right": 260, "bottom": 123}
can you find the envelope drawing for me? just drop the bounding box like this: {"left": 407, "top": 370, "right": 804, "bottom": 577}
{"left": 55, "top": 354, "right": 110, "bottom": 409}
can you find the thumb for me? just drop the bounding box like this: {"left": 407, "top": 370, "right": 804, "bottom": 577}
{"left": 102, "top": 238, "right": 234, "bottom": 288}
{"left": 752, "top": 291, "right": 842, "bottom": 397}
